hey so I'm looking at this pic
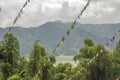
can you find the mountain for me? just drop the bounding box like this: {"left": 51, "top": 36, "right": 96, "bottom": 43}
{"left": 0, "top": 21, "right": 120, "bottom": 57}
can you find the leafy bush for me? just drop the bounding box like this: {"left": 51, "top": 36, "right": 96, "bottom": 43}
{"left": 7, "top": 74, "right": 20, "bottom": 80}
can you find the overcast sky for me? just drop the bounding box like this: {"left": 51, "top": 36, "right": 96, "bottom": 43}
{"left": 0, "top": 0, "right": 120, "bottom": 27}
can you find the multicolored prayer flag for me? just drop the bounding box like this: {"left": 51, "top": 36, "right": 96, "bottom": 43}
{"left": 112, "top": 36, "right": 115, "bottom": 40}
{"left": 62, "top": 36, "right": 65, "bottom": 42}
{"left": 96, "top": 54, "right": 99, "bottom": 57}
{"left": 57, "top": 44, "right": 59, "bottom": 47}
{"left": 78, "top": 15, "right": 80, "bottom": 19}
{"left": 60, "top": 40, "right": 64, "bottom": 45}
{"left": 67, "top": 30, "right": 70, "bottom": 36}
{"left": 80, "top": 0, "right": 91, "bottom": 16}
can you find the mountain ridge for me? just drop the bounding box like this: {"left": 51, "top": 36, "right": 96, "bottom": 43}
{"left": 0, "top": 21, "right": 120, "bottom": 57}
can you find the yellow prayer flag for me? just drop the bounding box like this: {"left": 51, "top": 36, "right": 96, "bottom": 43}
{"left": 60, "top": 40, "right": 64, "bottom": 45}
{"left": 96, "top": 54, "right": 99, "bottom": 57}
{"left": 115, "top": 32, "right": 119, "bottom": 36}
{"left": 90, "top": 60, "right": 92, "bottom": 63}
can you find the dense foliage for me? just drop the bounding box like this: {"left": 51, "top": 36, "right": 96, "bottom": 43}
{"left": 0, "top": 33, "right": 120, "bottom": 80}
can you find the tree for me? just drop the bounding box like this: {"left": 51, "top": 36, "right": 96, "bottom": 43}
{"left": 0, "top": 33, "right": 20, "bottom": 80}
{"left": 26, "top": 41, "right": 56, "bottom": 80}
{"left": 74, "top": 38, "right": 115, "bottom": 80}
{"left": 88, "top": 45, "right": 114, "bottom": 80}
{"left": 7, "top": 74, "right": 20, "bottom": 80}
{"left": 54, "top": 63, "right": 73, "bottom": 80}
{"left": 26, "top": 41, "right": 43, "bottom": 79}
{"left": 18, "top": 56, "right": 28, "bottom": 78}
{"left": 113, "top": 40, "right": 120, "bottom": 79}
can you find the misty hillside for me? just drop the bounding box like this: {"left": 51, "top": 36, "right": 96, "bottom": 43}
{"left": 0, "top": 21, "right": 120, "bottom": 57}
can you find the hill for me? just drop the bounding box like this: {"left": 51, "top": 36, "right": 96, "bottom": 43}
{"left": 0, "top": 21, "right": 120, "bottom": 56}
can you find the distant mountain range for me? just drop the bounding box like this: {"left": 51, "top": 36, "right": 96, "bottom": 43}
{"left": 0, "top": 21, "right": 120, "bottom": 57}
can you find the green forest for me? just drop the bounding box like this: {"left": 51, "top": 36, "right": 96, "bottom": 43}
{"left": 0, "top": 32, "right": 120, "bottom": 80}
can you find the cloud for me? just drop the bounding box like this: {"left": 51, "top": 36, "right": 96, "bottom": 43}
{"left": 0, "top": 0, "right": 120, "bottom": 27}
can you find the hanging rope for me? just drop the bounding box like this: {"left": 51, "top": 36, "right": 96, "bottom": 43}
{"left": 86, "top": 30, "right": 120, "bottom": 67}
{"left": 32, "top": 0, "right": 92, "bottom": 80}
{"left": 52, "top": 0, "right": 91, "bottom": 54}
{"left": 8, "top": 0, "right": 31, "bottom": 32}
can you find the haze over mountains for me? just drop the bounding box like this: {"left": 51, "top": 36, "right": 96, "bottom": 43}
{"left": 0, "top": 21, "right": 120, "bottom": 57}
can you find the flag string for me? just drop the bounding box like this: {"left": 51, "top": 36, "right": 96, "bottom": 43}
{"left": 52, "top": 0, "right": 92, "bottom": 54}
{"left": 8, "top": 0, "right": 31, "bottom": 32}
{"left": 33, "top": 0, "right": 92, "bottom": 80}
{"left": 80, "top": 30, "right": 120, "bottom": 78}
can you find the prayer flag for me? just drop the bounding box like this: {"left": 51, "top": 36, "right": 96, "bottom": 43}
{"left": 48, "top": 57, "right": 51, "bottom": 61}
{"left": 62, "top": 36, "right": 65, "bottom": 42}
{"left": 115, "top": 32, "right": 119, "bottom": 36}
{"left": 100, "top": 48, "right": 104, "bottom": 53}
{"left": 96, "top": 54, "right": 99, "bottom": 57}
{"left": 112, "top": 36, "right": 115, "bottom": 40}
{"left": 93, "top": 56, "right": 96, "bottom": 60}
{"left": 28, "top": 0, "right": 30, "bottom": 2}
{"left": 38, "top": 69, "right": 41, "bottom": 74}
{"left": 78, "top": 16, "right": 80, "bottom": 19}
{"left": 57, "top": 44, "right": 59, "bottom": 47}
{"left": 13, "top": 17, "right": 18, "bottom": 24}
{"left": 110, "top": 39, "right": 113, "bottom": 42}
{"left": 67, "top": 30, "right": 70, "bottom": 35}
{"left": 23, "top": 1, "right": 27, "bottom": 8}
{"left": 90, "top": 60, "right": 92, "bottom": 63}
{"left": 80, "top": 0, "right": 90, "bottom": 16}
{"left": 60, "top": 40, "right": 64, "bottom": 45}
{"left": 87, "top": 62, "right": 90, "bottom": 65}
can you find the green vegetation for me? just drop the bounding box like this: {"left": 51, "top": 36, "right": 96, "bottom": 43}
{"left": 0, "top": 33, "right": 120, "bottom": 80}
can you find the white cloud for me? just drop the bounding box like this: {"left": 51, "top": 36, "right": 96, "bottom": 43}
{"left": 0, "top": 0, "right": 120, "bottom": 27}
{"left": 42, "top": 3, "right": 62, "bottom": 12}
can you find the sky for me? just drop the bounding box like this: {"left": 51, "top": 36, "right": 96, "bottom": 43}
{"left": 0, "top": 0, "right": 120, "bottom": 27}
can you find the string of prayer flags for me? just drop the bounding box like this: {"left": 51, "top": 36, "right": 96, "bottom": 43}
{"left": 52, "top": 0, "right": 92, "bottom": 54}
{"left": 80, "top": 0, "right": 91, "bottom": 16}
{"left": 9, "top": 0, "right": 30, "bottom": 32}
{"left": 105, "top": 30, "right": 120, "bottom": 46}
{"left": 86, "top": 48, "right": 104, "bottom": 67}
{"left": 9, "top": 0, "right": 31, "bottom": 32}
{"left": 13, "top": 0, "right": 30, "bottom": 25}
{"left": 23, "top": 1, "right": 28, "bottom": 8}
{"left": 85, "top": 30, "right": 120, "bottom": 68}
